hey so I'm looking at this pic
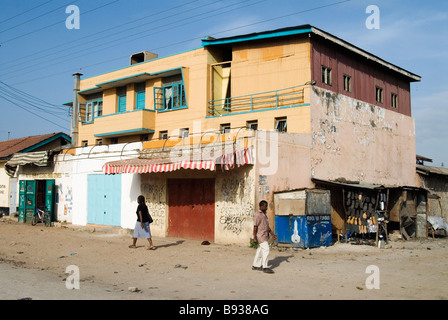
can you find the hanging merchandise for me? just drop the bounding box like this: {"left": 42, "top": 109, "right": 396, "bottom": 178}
{"left": 344, "top": 189, "right": 378, "bottom": 236}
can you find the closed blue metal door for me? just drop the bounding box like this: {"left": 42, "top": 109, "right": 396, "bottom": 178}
{"left": 87, "top": 174, "right": 121, "bottom": 226}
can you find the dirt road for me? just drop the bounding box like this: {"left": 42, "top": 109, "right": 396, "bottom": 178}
{"left": 1, "top": 216, "right": 447, "bottom": 300}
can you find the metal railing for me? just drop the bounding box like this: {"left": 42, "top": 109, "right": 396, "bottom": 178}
{"left": 207, "top": 84, "right": 305, "bottom": 116}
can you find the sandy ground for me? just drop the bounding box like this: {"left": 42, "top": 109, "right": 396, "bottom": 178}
{"left": 1, "top": 216, "right": 448, "bottom": 301}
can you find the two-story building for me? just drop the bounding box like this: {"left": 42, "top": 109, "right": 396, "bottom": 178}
{"left": 63, "top": 25, "right": 422, "bottom": 244}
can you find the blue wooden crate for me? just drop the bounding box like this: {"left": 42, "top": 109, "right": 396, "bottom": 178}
{"left": 275, "top": 215, "right": 332, "bottom": 248}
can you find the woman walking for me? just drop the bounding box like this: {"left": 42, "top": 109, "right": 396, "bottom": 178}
{"left": 129, "top": 195, "right": 155, "bottom": 250}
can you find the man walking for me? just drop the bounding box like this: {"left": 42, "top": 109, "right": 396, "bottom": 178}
{"left": 252, "top": 200, "right": 277, "bottom": 273}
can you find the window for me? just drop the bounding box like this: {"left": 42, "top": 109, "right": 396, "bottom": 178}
{"left": 82, "top": 140, "right": 88, "bottom": 147}
{"left": 96, "top": 101, "right": 103, "bottom": 117}
{"left": 141, "top": 134, "right": 149, "bottom": 142}
{"left": 180, "top": 128, "right": 189, "bottom": 138}
{"left": 375, "top": 86, "right": 384, "bottom": 103}
{"left": 154, "top": 74, "right": 187, "bottom": 111}
{"left": 391, "top": 93, "right": 398, "bottom": 109}
{"left": 86, "top": 102, "right": 93, "bottom": 122}
{"left": 96, "top": 139, "right": 103, "bottom": 146}
{"left": 247, "top": 120, "right": 258, "bottom": 131}
{"left": 85, "top": 100, "right": 103, "bottom": 122}
{"left": 220, "top": 123, "right": 231, "bottom": 134}
{"left": 135, "top": 82, "right": 146, "bottom": 110}
{"left": 159, "top": 131, "right": 168, "bottom": 140}
{"left": 110, "top": 138, "right": 118, "bottom": 144}
{"left": 343, "top": 74, "right": 352, "bottom": 92}
{"left": 321, "top": 66, "right": 332, "bottom": 85}
{"left": 117, "top": 86, "right": 127, "bottom": 113}
{"left": 275, "top": 117, "right": 287, "bottom": 132}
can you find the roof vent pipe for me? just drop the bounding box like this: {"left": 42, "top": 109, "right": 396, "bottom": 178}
{"left": 130, "top": 51, "right": 158, "bottom": 65}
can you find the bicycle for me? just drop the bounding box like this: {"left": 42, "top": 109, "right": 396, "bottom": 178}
{"left": 32, "top": 208, "right": 51, "bottom": 227}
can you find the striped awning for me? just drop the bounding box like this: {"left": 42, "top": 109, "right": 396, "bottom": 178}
{"left": 5, "top": 151, "right": 50, "bottom": 177}
{"left": 103, "top": 147, "right": 253, "bottom": 174}
{"left": 103, "top": 158, "right": 216, "bottom": 174}
{"left": 217, "top": 146, "right": 254, "bottom": 171}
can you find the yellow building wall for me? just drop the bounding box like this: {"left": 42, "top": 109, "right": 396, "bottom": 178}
{"left": 231, "top": 37, "right": 312, "bottom": 96}
{"left": 204, "top": 37, "right": 312, "bottom": 134}
{"left": 77, "top": 37, "right": 312, "bottom": 145}
{"left": 93, "top": 110, "right": 155, "bottom": 137}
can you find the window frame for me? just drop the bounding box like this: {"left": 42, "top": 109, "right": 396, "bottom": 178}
{"left": 85, "top": 99, "right": 103, "bottom": 123}
{"left": 275, "top": 117, "right": 287, "bottom": 133}
{"left": 321, "top": 66, "right": 332, "bottom": 86}
{"left": 180, "top": 128, "right": 189, "bottom": 138}
{"left": 220, "top": 123, "right": 231, "bottom": 134}
{"left": 154, "top": 82, "right": 187, "bottom": 112}
{"left": 375, "top": 86, "right": 384, "bottom": 104}
{"left": 246, "top": 120, "right": 258, "bottom": 131}
{"left": 159, "top": 131, "right": 168, "bottom": 140}
{"left": 343, "top": 74, "right": 352, "bottom": 92}
{"left": 391, "top": 92, "right": 398, "bottom": 109}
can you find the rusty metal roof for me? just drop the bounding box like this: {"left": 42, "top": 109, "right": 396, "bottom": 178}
{"left": 417, "top": 164, "right": 448, "bottom": 177}
{"left": 0, "top": 132, "right": 70, "bottom": 160}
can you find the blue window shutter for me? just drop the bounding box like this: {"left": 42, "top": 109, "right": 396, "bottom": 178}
{"left": 118, "top": 95, "right": 126, "bottom": 112}
{"left": 136, "top": 91, "right": 145, "bottom": 110}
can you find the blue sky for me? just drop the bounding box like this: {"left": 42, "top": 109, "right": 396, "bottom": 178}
{"left": 0, "top": 0, "right": 447, "bottom": 167}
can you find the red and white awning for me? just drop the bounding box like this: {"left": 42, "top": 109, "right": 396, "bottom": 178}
{"left": 218, "top": 146, "right": 254, "bottom": 171}
{"left": 103, "top": 158, "right": 215, "bottom": 174}
{"left": 102, "top": 147, "right": 253, "bottom": 174}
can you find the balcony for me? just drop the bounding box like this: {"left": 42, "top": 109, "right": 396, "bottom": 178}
{"left": 207, "top": 84, "right": 307, "bottom": 117}
{"left": 92, "top": 109, "right": 155, "bottom": 138}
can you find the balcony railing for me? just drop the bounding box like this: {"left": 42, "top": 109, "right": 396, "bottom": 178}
{"left": 207, "top": 85, "right": 305, "bottom": 117}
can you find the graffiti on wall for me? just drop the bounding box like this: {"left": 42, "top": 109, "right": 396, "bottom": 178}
{"left": 217, "top": 173, "right": 255, "bottom": 235}
{"left": 141, "top": 182, "right": 166, "bottom": 229}
{"left": 59, "top": 183, "right": 72, "bottom": 219}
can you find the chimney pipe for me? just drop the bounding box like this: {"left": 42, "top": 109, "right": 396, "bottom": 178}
{"left": 71, "top": 72, "right": 82, "bottom": 146}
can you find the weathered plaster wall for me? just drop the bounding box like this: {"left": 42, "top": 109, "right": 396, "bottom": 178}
{"left": 139, "top": 165, "right": 256, "bottom": 244}
{"left": 215, "top": 166, "right": 255, "bottom": 244}
{"left": 310, "top": 87, "right": 419, "bottom": 187}
{"left": 254, "top": 131, "right": 313, "bottom": 229}
{"left": 140, "top": 174, "right": 167, "bottom": 238}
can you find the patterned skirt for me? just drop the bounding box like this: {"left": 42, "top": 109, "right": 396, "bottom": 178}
{"left": 133, "top": 221, "right": 151, "bottom": 238}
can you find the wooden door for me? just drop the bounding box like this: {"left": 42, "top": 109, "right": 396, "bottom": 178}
{"left": 168, "top": 179, "right": 215, "bottom": 241}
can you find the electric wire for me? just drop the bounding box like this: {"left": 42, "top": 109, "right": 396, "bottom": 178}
{"left": 0, "top": 0, "right": 219, "bottom": 76}
{"left": 0, "top": 0, "right": 81, "bottom": 35}
{"left": 0, "top": 0, "right": 202, "bottom": 69}
{"left": 2, "top": 0, "right": 260, "bottom": 80}
{"left": 0, "top": 0, "right": 121, "bottom": 45}
{"left": 8, "top": 0, "right": 351, "bottom": 85}
{"left": 0, "top": 92, "right": 70, "bottom": 130}
{"left": 0, "top": 0, "right": 53, "bottom": 25}
{"left": 0, "top": 81, "right": 70, "bottom": 124}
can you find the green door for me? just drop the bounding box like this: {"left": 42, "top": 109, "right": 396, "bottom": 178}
{"left": 18, "top": 180, "right": 56, "bottom": 224}
{"left": 45, "top": 180, "right": 55, "bottom": 223}
{"left": 25, "top": 180, "right": 36, "bottom": 224}
{"left": 18, "top": 180, "right": 26, "bottom": 223}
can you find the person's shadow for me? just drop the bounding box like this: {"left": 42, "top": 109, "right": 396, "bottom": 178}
{"left": 154, "top": 240, "right": 185, "bottom": 249}
{"left": 269, "top": 255, "right": 293, "bottom": 269}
